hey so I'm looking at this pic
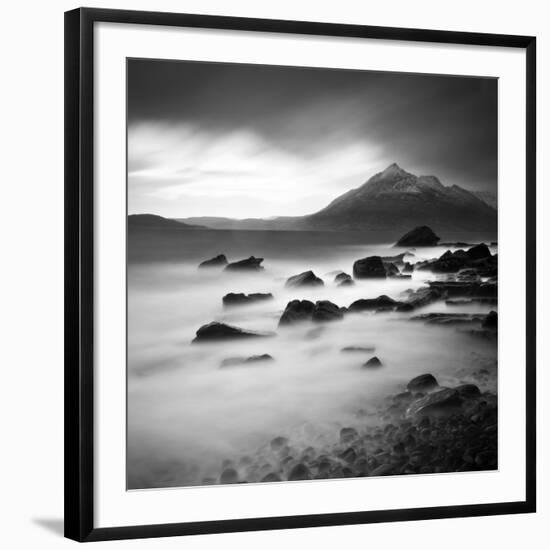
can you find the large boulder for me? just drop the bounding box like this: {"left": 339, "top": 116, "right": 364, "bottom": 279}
{"left": 222, "top": 292, "right": 273, "bottom": 307}
{"left": 224, "top": 256, "right": 264, "bottom": 271}
{"left": 348, "top": 295, "right": 397, "bottom": 312}
{"left": 406, "top": 388, "right": 462, "bottom": 418}
{"left": 312, "top": 300, "right": 345, "bottom": 322}
{"left": 407, "top": 373, "right": 439, "bottom": 392}
{"left": 353, "top": 256, "right": 387, "bottom": 279}
{"left": 466, "top": 243, "right": 492, "bottom": 260}
{"left": 199, "top": 254, "right": 228, "bottom": 268}
{"left": 192, "top": 322, "right": 274, "bottom": 342}
{"left": 279, "top": 300, "right": 315, "bottom": 326}
{"left": 285, "top": 270, "right": 324, "bottom": 287}
{"left": 396, "top": 226, "right": 440, "bottom": 247}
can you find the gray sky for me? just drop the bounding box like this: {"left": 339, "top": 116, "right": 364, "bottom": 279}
{"left": 128, "top": 59, "right": 497, "bottom": 219}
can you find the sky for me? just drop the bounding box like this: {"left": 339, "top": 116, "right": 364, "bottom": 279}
{"left": 128, "top": 59, "right": 497, "bottom": 219}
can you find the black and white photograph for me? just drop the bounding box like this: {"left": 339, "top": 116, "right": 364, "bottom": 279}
{"left": 127, "top": 59, "right": 499, "bottom": 490}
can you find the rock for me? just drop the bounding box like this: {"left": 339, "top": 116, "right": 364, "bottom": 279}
{"left": 348, "top": 295, "right": 397, "bottom": 312}
{"left": 363, "top": 356, "right": 383, "bottom": 368}
{"left": 222, "top": 292, "right": 273, "bottom": 306}
{"left": 199, "top": 254, "right": 228, "bottom": 268}
{"left": 410, "top": 312, "right": 486, "bottom": 325}
{"left": 396, "top": 226, "right": 440, "bottom": 247}
{"left": 285, "top": 270, "right": 324, "bottom": 287}
{"left": 220, "top": 468, "right": 239, "bottom": 483}
{"left": 340, "top": 427, "right": 359, "bottom": 443}
{"left": 224, "top": 256, "right": 264, "bottom": 271}
{"left": 337, "top": 277, "right": 355, "bottom": 287}
{"left": 192, "top": 322, "right": 274, "bottom": 342}
{"left": 407, "top": 374, "right": 439, "bottom": 392}
{"left": 368, "top": 463, "right": 397, "bottom": 477}
{"left": 396, "top": 286, "right": 444, "bottom": 311}
{"left": 406, "top": 388, "right": 462, "bottom": 418}
{"left": 305, "top": 326, "right": 325, "bottom": 340}
{"left": 312, "top": 300, "right": 344, "bottom": 322}
{"left": 288, "top": 463, "right": 311, "bottom": 481}
{"left": 334, "top": 272, "right": 352, "bottom": 283}
{"left": 353, "top": 256, "right": 387, "bottom": 279}
{"left": 482, "top": 311, "right": 498, "bottom": 330}
{"left": 261, "top": 473, "right": 282, "bottom": 482}
{"left": 341, "top": 346, "right": 375, "bottom": 353}
{"left": 384, "top": 262, "right": 400, "bottom": 277}
{"left": 402, "top": 262, "right": 414, "bottom": 273}
{"left": 278, "top": 300, "right": 315, "bottom": 326}
{"left": 381, "top": 253, "right": 408, "bottom": 264}
{"left": 270, "top": 436, "right": 289, "bottom": 451}
{"left": 455, "top": 384, "right": 481, "bottom": 398}
{"left": 466, "top": 243, "right": 492, "bottom": 260}
{"left": 220, "top": 354, "right": 274, "bottom": 367}
{"left": 428, "top": 281, "right": 497, "bottom": 298}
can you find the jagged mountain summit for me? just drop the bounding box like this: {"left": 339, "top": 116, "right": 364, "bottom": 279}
{"left": 179, "top": 163, "right": 497, "bottom": 233}
{"left": 306, "top": 163, "right": 496, "bottom": 231}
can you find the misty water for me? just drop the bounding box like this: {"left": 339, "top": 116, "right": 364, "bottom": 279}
{"left": 127, "top": 229, "right": 497, "bottom": 489}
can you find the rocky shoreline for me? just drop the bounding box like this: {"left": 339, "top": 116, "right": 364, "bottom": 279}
{"left": 187, "top": 226, "right": 498, "bottom": 485}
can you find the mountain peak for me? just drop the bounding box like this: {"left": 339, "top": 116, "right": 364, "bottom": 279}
{"left": 381, "top": 162, "right": 408, "bottom": 177}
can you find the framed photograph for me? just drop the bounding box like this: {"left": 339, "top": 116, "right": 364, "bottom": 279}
{"left": 65, "top": 7, "right": 536, "bottom": 542}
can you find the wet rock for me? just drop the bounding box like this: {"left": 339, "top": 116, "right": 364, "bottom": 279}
{"left": 407, "top": 374, "right": 439, "bottom": 392}
{"left": 224, "top": 256, "right": 264, "bottom": 271}
{"left": 335, "top": 272, "right": 352, "bottom": 283}
{"left": 466, "top": 243, "right": 492, "bottom": 260}
{"left": 396, "top": 226, "right": 440, "bottom": 247}
{"left": 410, "top": 312, "right": 486, "bottom": 325}
{"left": 482, "top": 311, "right": 498, "bottom": 330}
{"left": 270, "top": 436, "right": 289, "bottom": 451}
{"left": 402, "top": 262, "right": 414, "bottom": 273}
{"left": 428, "top": 281, "right": 497, "bottom": 299}
{"left": 341, "top": 346, "right": 376, "bottom": 353}
{"left": 288, "top": 463, "right": 311, "bottom": 481}
{"left": 285, "top": 270, "right": 324, "bottom": 287}
{"left": 406, "top": 388, "right": 462, "bottom": 418}
{"left": 363, "top": 356, "right": 383, "bottom": 368}
{"left": 312, "top": 300, "right": 345, "bottom": 322}
{"left": 337, "top": 277, "right": 355, "bottom": 287}
{"left": 455, "top": 384, "right": 481, "bottom": 398}
{"left": 261, "top": 473, "right": 282, "bottom": 482}
{"left": 348, "top": 295, "right": 397, "bottom": 312}
{"left": 222, "top": 292, "right": 273, "bottom": 306}
{"left": 340, "top": 427, "right": 359, "bottom": 444}
{"left": 340, "top": 447, "right": 357, "bottom": 463}
{"left": 220, "top": 468, "right": 239, "bottom": 484}
{"left": 353, "top": 256, "right": 387, "bottom": 279}
{"left": 369, "top": 463, "right": 397, "bottom": 477}
{"left": 220, "top": 354, "right": 274, "bottom": 367}
{"left": 199, "top": 254, "right": 228, "bottom": 268}
{"left": 445, "top": 298, "right": 498, "bottom": 306}
{"left": 278, "top": 300, "right": 315, "bottom": 326}
{"left": 396, "top": 286, "right": 444, "bottom": 311}
{"left": 417, "top": 249, "right": 467, "bottom": 273}
{"left": 193, "top": 322, "right": 274, "bottom": 342}
{"left": 384, "top": 262, "right": 400, "bottom": 277}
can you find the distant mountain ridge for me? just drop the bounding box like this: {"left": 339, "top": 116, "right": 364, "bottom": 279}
{"left": 473, "top": 191, "right": 497, "bottom": 209}
{"left": 128, "top": 213, "right": 205, "bottom": 229}
{"left": 178, "top": 163, "right": 497, "bottom": 232}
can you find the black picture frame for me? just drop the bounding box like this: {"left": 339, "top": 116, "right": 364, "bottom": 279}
{"left": 65, "top": 7, "right": 537, "bottom": 543}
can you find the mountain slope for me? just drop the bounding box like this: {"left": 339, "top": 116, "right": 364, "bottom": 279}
{"left": 473, "top": 191, "right": 498, "bottom": 209}
{"left": 305, "top": 163, "right": 496, "bottom": 231}
{"left": 178, "top": 163, "right": 497, "bottom": 232}
{"left": 128, "top": 214, "right": 205, "bottom": 229}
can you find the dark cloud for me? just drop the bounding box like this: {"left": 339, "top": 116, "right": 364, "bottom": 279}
{"left": 128, "top": 59, "right": 497, "bottom": 198}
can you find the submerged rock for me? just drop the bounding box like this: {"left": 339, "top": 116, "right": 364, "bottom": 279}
{"left": 410, "top": 312, "right": 486, "bottom": 325}
{"left": 353, "top": 256, "right": 387, "bottom": 279}
{"left": 288, "top": 463, "right": 311, "bottom": 481}
{"left": 222, "top": 292, "right": 273, "bottom": 306}
{"left": 193, "top": 322, "right": 274, "bottom": 342}
{"left": 335, "top": 272, "right": 352, "bottom": 283}
{"left": 407, "top": 373, "right": 439, "bottom": 392}
{"left": 363, "top": 356, "right": 383, "bottom": 368}
{"left": 220, "top": 468, "right": 239, "bottom": 484}
{"left": 402, "top": 262, "right": 414, "bottom": 273}
{"left": 285, "top": 270, "right": 324, "bottom": 287}
{"left": 340, "top": 427, "right": 359, "bottom": 443}
{"left": 199, "top": 254, "right": 228, "bottom": 268}
{"left": 224, "top": 256, "right": 264, "bottom": 271}
{"left": 348, "top": 295, "right": 397, "bottom": 312}
{"left": 278, "top": 300, "right": 315, "bottom": 326}
{"left": 270, "top": 436, "right": 289, "bottom": 451}
{"left": 220, "top": 354, "right": 274, "bottom": 367}
{"left": 396, "top": 226, "right": 440, "bottom": 247}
